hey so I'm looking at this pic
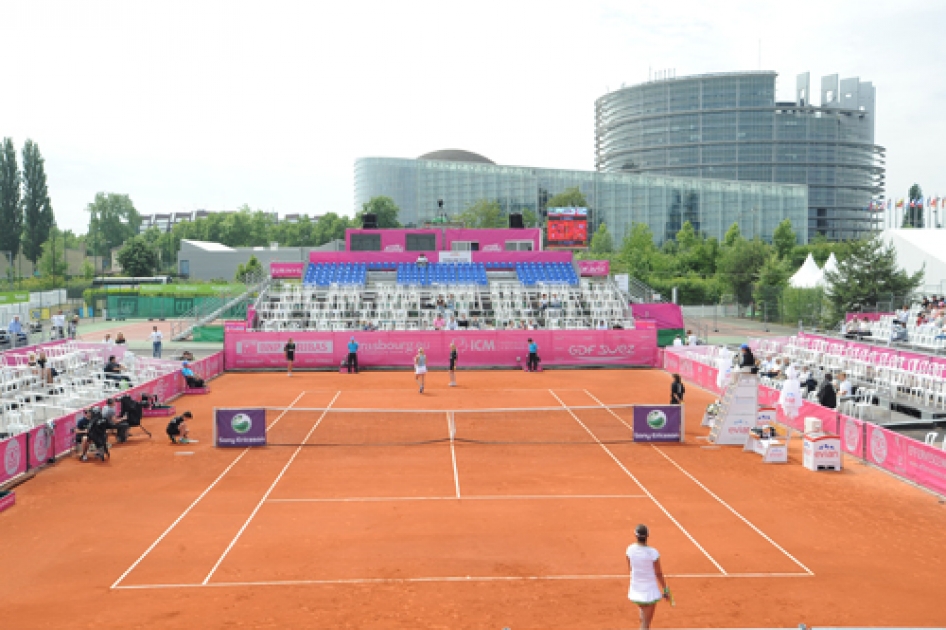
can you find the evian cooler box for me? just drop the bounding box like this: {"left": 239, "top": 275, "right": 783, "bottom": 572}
{"left": 803, "top": 433, "right": 842, "bottom": 471}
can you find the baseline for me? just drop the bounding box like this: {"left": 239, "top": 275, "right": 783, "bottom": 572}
{"left": 109, "top": 390, "right": 308, "bottom": 590}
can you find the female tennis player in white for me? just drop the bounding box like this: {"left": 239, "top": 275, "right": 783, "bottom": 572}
{"left": 414, "top": 347, "right": 427, "bottom": 393}
{"left": 627, "top": 524, "right": 669, "bottom": 629}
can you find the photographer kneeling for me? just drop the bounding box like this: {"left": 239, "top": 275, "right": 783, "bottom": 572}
{"left": 166, "top": 411, "right": 194, "bottom": 445}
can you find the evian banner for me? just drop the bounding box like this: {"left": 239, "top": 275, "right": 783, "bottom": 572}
{"left": 578, "top": 260, "right": 610, "bottom": 276}
{"left": 866, "top": 423, "right": 946, "bottom": 496}
{"left": 225, "top": 329, "right": 658, "bottom": 369}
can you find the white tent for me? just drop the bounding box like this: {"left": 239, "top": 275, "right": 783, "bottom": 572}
{"left": 880, "top": 229, "right": 946, "bottom": 293}
{"left": 789, "top": 253, "right": 823, "bottom": 289}
{"left": 821, "top": 253, "right": 839, "bottom": 281}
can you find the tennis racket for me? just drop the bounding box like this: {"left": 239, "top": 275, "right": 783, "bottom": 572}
{"left": 664, "top": 588, "right": 676, "bottom": 607}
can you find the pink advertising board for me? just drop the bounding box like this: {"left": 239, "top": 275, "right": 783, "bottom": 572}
{"left": 845, "top": 312, "right": 892, "bottom": 323}
{"left": 865, "top": 424, "right": 946, "bottom": 496}
{"left": 270, "top": 262, "right": 304, "bottom": 278}
{"left": 225, "top": 320, "right": 247, "bottom": 333}
{"left": 578, "top": 260, "right": 610, "bottom": 276}
{"left": 0, "top": 433, "right": 28, "bottom": 486}
{"left": 631, "top": 304, "right": 684, "bottom": 330}
{"left": 246, "top": 306, "right": 257, "bottom": 329}
{"left": 443, "top": 228, "right": 542, "bottom": 253}
{"left": 839, "top": 414, "right": 866, "bottom": 458}
{"left": 225, "top": 329, "right": 658, "bottom": 369}
{"left": 307, "top": 250, "right": 573, "bottom": 265}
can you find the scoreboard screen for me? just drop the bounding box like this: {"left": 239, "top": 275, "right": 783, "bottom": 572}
{"left": 546, "top": 207, "right": 589, "bottom": 248}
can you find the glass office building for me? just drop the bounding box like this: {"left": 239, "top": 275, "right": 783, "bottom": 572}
{"left": 354, "top": 151, "right": 808, "bottom": 245}
{"left": 595, "top": 71, "right": 884, "bottom": 240}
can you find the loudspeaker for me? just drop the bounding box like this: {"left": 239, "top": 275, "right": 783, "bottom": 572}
{"left": 363, "top": 213, "right": 378, "bottom": 229}
{"left": 508, "top": 213, "right": 524, "bottom": 229}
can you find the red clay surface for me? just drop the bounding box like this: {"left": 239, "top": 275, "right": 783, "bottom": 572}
{"left": 2, "top": 369, "right": 945, "bottom": 629}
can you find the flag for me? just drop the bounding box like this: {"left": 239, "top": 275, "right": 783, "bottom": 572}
{"left": 896, "top": 198, "right": 904, "bottom": 208}
{"left": 933, "top": 197, "right": 940, "bottom": 209}
{"left": 910, "top": 200, "right": 915, "bottom": 208}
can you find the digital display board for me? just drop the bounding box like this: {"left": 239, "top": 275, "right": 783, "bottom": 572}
{"left": 546, "top": 207, "right": 589, "bottom": 248}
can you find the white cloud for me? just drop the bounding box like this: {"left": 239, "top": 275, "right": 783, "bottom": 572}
{"left": 1, "top": 0, "right": 942, "bottom": 232}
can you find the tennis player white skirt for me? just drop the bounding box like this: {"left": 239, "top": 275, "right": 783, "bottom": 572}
{"left": 628, "top": 584, "right": 663, "bottom": 605}
{"left": 415, "top": 366, "right": 427, "bottom": 375}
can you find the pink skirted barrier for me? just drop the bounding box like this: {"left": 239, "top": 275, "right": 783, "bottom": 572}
{"left": 631, "top": 303, "right": 684, "bottom": 330}
{"left": 225, "top": 329, "right": 659, "bottom": 370}
{"left": 666, "top": 347, "right": 946, "bottom": 497}
{"left": 0, "top": 351, "right": 225, "bottom": 488}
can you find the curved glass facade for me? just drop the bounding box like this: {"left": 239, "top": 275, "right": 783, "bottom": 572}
{"left": 595, "top": 71, "right": 884, "bottom": 240}
{"left": 355, "top": 157, "right": 808, "bottom": 245}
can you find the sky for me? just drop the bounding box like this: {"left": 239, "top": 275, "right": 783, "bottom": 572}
{"left": 3, "top": 0, "right": 945, "bottom": 234}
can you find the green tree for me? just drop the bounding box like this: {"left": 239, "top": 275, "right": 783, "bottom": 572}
{"left": 455, "top": 200, "right": 506, "bottom": 228}
{"left": 115, "top": 235, "right": 160, "bottom": 277}
{"left": 618, "top": 223, "right": 659, "bottom": 279}
{"left": 903, "top": 183, "right": 924, "bottom": 228}
{"left": 81, "top": 260, "right": 95, "bottom": 280}
{"left": 37, "top": 227, "right": 68, "bottom": 280}
{"left": 546, "top": 186, "right": 588, "bottom": 208}
{"left": 723, "top": 222, "right": 742, "bottom": 247}
{"left": 235, "top": 254, "right": 263, "bottom": 282}
{"left": 21, "top": 139, "right": 54, "bottom": 264}
{"left": 772, "top": 219, "right": 797, "bottom": 259}
{"left": 87, "top": 193, "right": 141, "bottom": 267}
{"left": 0, "top": 138, "right": 22, "bottom": 262}
{"left": 357, "top": 196, "right": 401, "bottom": 228}
{"left": 716, "top": 238, "right": 770, "bottom": 304}
{"left": 590, "top": 222, "right": 613, "bottom": 254}
{"left": 521, "top": 208, "right": 539, "bottom": 228}
{"left": 313, "top": 212, "right": 353, "bottom": 245}
{"left": 823, "top": 235, "right": 924, "bottom": 323}
{"left": 752, "top": 253, "right": 792, "bottom": 315}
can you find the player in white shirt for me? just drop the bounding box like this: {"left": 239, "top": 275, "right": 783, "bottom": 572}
{"left": 626, "top": 524, "right": 670, "bottom": 628}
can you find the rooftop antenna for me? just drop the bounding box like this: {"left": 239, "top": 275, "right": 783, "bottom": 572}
{"left": 758, "top": 39, "right": 761, "bottom": 70}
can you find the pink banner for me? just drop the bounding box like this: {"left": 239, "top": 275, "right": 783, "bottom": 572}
{"left": 839, "top": 414, "right": 865, "bottom": 458}
{"left": 443, "top": 228, "right": 542, "bottom": 253}
{"left": 225, "top": 320, "right": 246, "bottom": 333}
{"left": 1, "top": 339, "right": 69, "bottom": 366}
{"left": 631, "top": 303, "right": 684, "bottom": 329}
{"left": 308, "top": 250, "right": 573, "bottom": 265}
{"left": 270, "top": 262, "right": 304, "bottom": 278}
{"left": 578, "top": 260, "right": 610, "bottom": 276}
{"left": 246, "top": 306, "right": 257, "bottom": 329}
{"left": 845, "top": 312, "right": 892, "bottom": 323}
{"left": 0, "top": 433, "right": 28, "bottom": 486}
{"left": 225, "top": 330, "right": 658, "bottom": 369}
{"left": 866, "top": 424, "right": 946, "bottom": 496}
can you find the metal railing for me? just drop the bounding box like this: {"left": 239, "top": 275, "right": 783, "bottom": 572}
{"left": 170, "top": 269, "right": 270, "bottom": 341}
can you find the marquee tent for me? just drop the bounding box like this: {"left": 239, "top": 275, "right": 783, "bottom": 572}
{"left": 789, "top": 253, "right": 823, "bottom": 289}
{"left": 880, "top": 229, "right": 946, "bottom": 293}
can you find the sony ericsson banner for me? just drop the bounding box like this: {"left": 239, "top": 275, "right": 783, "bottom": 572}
{"left": 214, "top": 408, "right": 267, "bottom": 447}
{"left": 633, "top": 405, "right": 684, "bottom": 442}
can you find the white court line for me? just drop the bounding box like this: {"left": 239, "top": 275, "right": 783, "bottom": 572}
{"left": 267, "top": 494, "right": 648, "bottom": 503}
{"left": 582, "top": 390, "right": 633, "bottom": 431}
{"left": 448, "top": 411, "right": 460, "bottom": 498}
{"left": 649, "top": 445, "right": 815, "bottom": 576}
{"left": 109, "top": 390, "right": 309, "bottom": 590}
{"left": 548, "top": 389, "right": 728, "bottom": 576}
{"left": 113, "top": 571, "right": 813, "bottom": 590}
{"left": 201, "top": 391, "right": 341, "bottom": 586}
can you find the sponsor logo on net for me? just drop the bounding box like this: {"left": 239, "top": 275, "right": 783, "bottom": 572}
{"left": 646, "top": 410, "right": 667, "bottom": 430}
{"left": 4, "top": 438, "right": 22, "bottom": 477}
{"left": 231, "top": 413, "right": 253, "bottom": 435}
{"left": 870, "top": 428, "right": 888, "bottom": 464}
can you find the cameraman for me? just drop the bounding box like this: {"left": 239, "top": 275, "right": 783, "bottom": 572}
{"left": 102, "top": 398, "right": 130, "bottom": 444}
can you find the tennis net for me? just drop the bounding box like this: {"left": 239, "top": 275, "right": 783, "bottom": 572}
{"left": 259, "top": 405, "right": 638, "bottom": 447}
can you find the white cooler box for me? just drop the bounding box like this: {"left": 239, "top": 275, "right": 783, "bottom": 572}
{"left": 803, "top": 432, "right": 842, "bottom": 471}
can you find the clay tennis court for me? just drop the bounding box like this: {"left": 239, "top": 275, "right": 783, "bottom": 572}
{"left": 2, "top": 369, "right": 945, "bottom": 629}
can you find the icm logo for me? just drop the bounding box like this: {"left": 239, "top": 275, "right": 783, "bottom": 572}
{"left": 4, "top": 439, "right": 22, "bottom": 476}
{"left": 470, "top": 340, "right": 494, "bottom": 352}
{"left": 869, "top": 428, "right": 888, "bottom": 464}
{"left": 646, "top": 410, "right": 667, "bottom": 430}
{"left": 231, "top": 413, "right": 253, "bottom": 435}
